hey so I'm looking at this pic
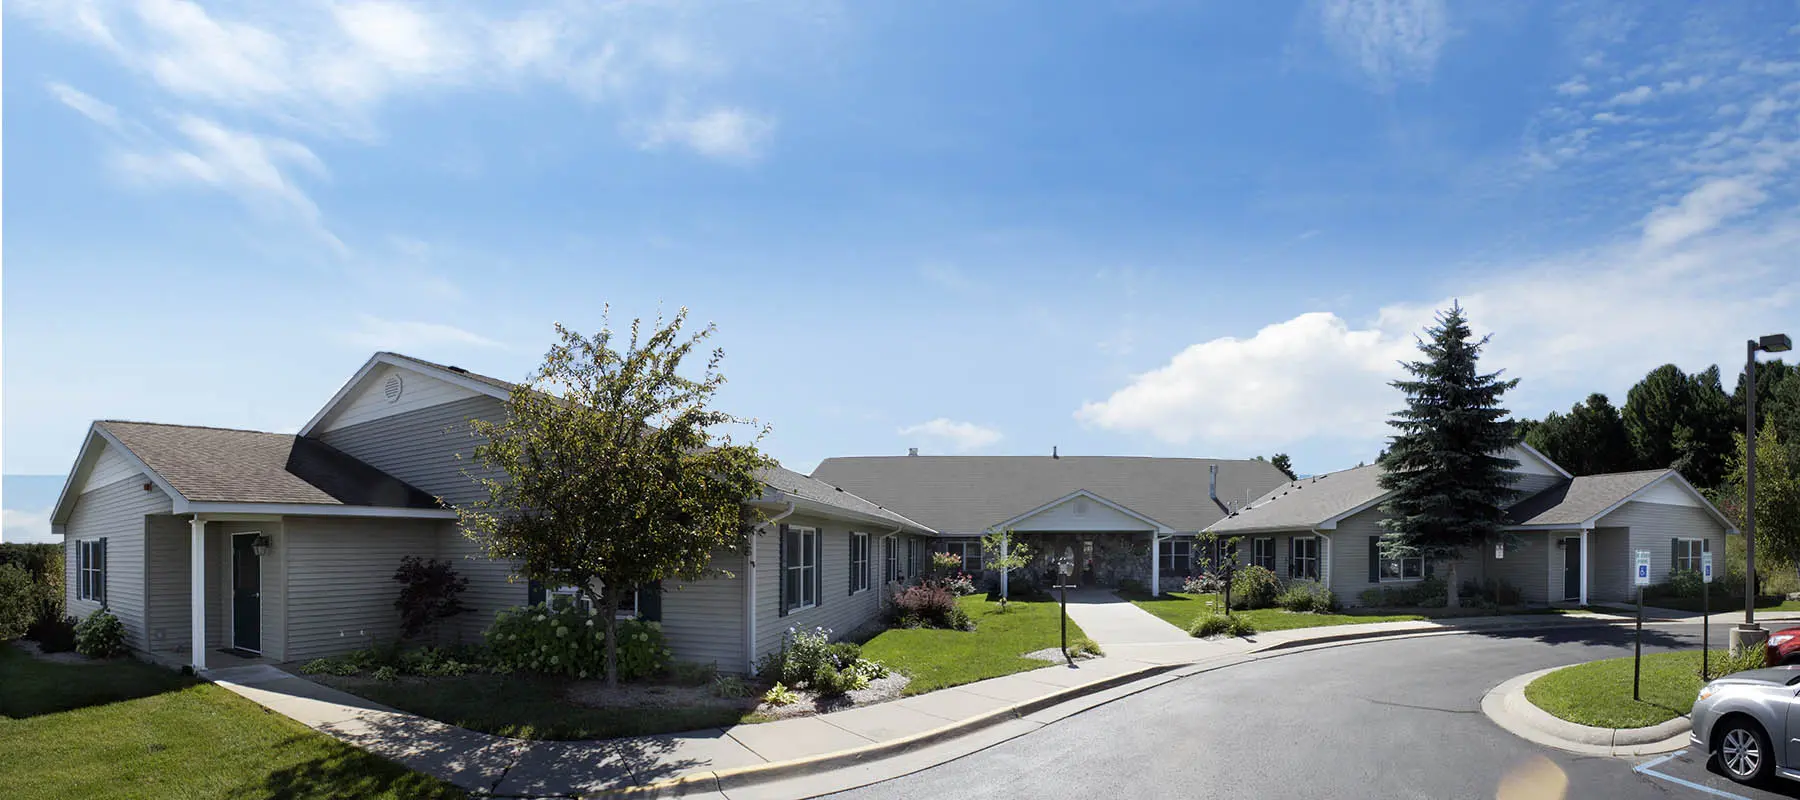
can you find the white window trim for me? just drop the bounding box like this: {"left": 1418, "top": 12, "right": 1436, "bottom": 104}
{"left": 851, "top": 532, "right": 870, "bottom": 594}
{"left": 882, "top": 535, "right": 900, "bottom": 584}
{"left": 947, "top": 539, "right": 982, "bottom": 573}
{"left": 1674, "top": 538, "right": 1708, "bottom": 574}
{"left": 1158, "top": 539, "right": 1192, "bottom": 571}
{"left": 1378, "top": 555, "right": 1425, "bottom": 583}
{"left": 786, "top": 526, "right": 819, "bottom": 612}
{"left": 77, "top": 538, "right": 106, "bottom": 603}
{"left": 548, "top": 582, "right": 639, "bottom": 619}
{"left": 1252, "top": 537, "right": 1276, "bottom": 571}
{"left": 1291, "top": 536, "right": 1321, "bottom": 581}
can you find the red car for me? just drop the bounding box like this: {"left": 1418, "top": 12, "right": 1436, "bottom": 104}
{"left": 1766, "top": 627, "right": 1800, "bottom": 666}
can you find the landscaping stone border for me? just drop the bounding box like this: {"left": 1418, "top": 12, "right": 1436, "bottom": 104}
{"left": 1479, "top": 666, "right": 1691, "bottom": 757}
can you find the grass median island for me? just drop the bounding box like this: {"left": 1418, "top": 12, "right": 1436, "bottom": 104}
{"left": 860, "top": 596, "right": 1098, "bottom": 695}
{"left": 0, "top": 644, "right": 464, "bottom": 800}
{"left": 1126, "top": 591, "right": 1428, "bottom": 634}
{"left": 1524, "top": 649, "right": 1763, "bottom": 729}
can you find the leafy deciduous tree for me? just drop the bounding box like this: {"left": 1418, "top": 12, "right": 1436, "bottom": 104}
{"left": 1378, "top": 303, "right": 1520, "bottom": 609}
{"left": 460, "top": 313, "right": 773, "bottom": 687}
{"left": 1720, "top": 419, "right": 1800, "bottom": 574}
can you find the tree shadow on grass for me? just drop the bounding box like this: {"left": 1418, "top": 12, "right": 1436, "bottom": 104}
{"left": 256, "top": 734, "right": 469, "bottom": 800}
{"left": 0, "top": 645, "right": 196, "bottom": 719}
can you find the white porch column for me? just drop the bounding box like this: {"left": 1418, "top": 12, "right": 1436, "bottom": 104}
{"left": 1150, "top": 533, "right": 1161, "bottom": 596}
{"left": 190, "top": 516, "right": 207, "bottom": 670}
{"left": 1579, "top": 529, "right": 1590, "bottom": 606}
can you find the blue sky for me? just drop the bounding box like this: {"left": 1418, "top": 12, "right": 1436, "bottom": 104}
{"left": 5, "top": 1, "right": 1800, "bottom": 543}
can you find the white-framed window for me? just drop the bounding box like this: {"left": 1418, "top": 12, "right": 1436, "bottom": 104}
{"left": 945, "top": 539, "right": 982, "bottom": 572}
{"left": 1380, "top": 554, "right": 1424, "bottom": 581}
{"left": 547, "top": 582, "right": 640, "bottom": 619}
{"left": 1290, "top": 536, "right": 1320, "bottom": 581}
{"left": 1252, "top": 538, "right": 1275, "bottom": 571}
{"left": 784, "top": 526, "right": 819, "bottom": 612}
{"left": 1674, "top": 538, "right": 1709, "bottom": 573}
{"left": 909, "top": 538, "right": 923, "bottom": 578}
{"left": 77, "top": 538, "right": 107, "bottom": 603}
{"left": 1158, "top": 539, "right": 1192, "bottom": 572}
{"left": 850, "top": 532, "right": 871, "bottom": 593}
{"left": 883, "top": 536, "right": 901, "bottom": 583}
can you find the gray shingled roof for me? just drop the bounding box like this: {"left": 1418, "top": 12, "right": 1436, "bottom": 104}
{"left": 1205, "top": 464, "right": 1388, "bottom": 534}
{"left": 757, "top": 465, "right": 934, "bottom": 532}
{"left": 100, "top": 421, "right": 441, "bottom": 508}
{"left": 1505, "top": 469, "right": 1673, "bottom": 526}
{"left": 810, "top": 456, "right": 1291, "bottom": 534}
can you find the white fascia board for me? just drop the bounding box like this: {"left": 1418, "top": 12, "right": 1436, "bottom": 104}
{"left": 299, "top": 353, "right": 512, "bottom": 437}
{"left": 994, "top": 489, "right": 1175, "bottom": 534}
{"left": 51, "top": 425, "right": 185, "bottom": 525}
{"left": 179, "top": 502, "right": 459, "bottom": 520}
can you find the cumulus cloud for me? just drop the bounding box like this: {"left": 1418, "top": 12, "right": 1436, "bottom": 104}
{"left": 1077, "top": 210, "right": 1800, "bottom": 452}
{"left": 341, "top": 314, "right": 503, "bottom": 351}
{"left": 898, "top": 418, "right": 1003, "bottom": 452}
{"left": 1316, "top": 0, "right": 1450, "bottom": 88}
{"left": 1607, "top": 85, "right": 1654, "bottom": 105}
{"left": 1554, "top": 78, "right": 1591, "bottom": 96}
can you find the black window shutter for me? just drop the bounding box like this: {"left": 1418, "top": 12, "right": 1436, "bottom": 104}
{"left": 1672, "top": 538, "right": 1680, "bottom": 571}
{"left": 1703, "top": 538, "right": 1711, "bottom": 553}
{"left": 813, "top": 530, "right": 824, "bottom": 607}
{"left": 99, "top": 538, "right": 108, "bottom": 605}
{"left": 1287, "top": 537, "right": 1295, "bottom": 579}
{"left": 1368, "top": 536, "right": 1380, "bottom": 583}
{"left": 778, "top": 524, "right": 789, "bottom": 617}
{"left": 638, "top": 581, "right": 663, "bottom": 622}
{"left": 528, "top": 580, "right": 545, "bottom": 607}
{"left": 1424, "top": 558, "right": 1434, "bottom": 578}
{"left": 849, "top": 535, "right": 856, "bottom": 596}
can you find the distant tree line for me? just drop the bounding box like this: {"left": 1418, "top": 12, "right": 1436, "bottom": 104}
{"left": 1515, "top": 360, "right": 1800, "bottom": 491}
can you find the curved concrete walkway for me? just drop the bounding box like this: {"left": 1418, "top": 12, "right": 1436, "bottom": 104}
{"left": 1058, "top": 589, "right": 1190, "bottom": 646}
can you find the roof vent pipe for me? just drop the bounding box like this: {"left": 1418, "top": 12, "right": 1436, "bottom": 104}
{"left": 1053, "top": 446, "right": 1059, "bottom": 459}
{"left": 908, "top": 447, "right": 918, "bottom": 457}
{"left": 1209, "top": 464, "right": 1219, "bottom": 504}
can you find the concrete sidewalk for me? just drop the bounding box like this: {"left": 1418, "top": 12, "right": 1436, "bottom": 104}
{"left": 1060, "top": 589, "right": 1192, "bottom": 646}
{"left": 205, "top": 609, "right": 1764, "bottom": 798}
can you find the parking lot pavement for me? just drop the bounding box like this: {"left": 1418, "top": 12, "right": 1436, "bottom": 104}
{"left": 1632, "top": 749, "right": 1800, "bottom": 799}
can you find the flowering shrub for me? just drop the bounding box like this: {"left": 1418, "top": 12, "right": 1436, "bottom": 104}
{"left": 930, "top": 551, "right": 963, "bottom": 575}
{"left": 890, "top": 584, "right": 974, "bottom": 630}
{"left": 756, "top": 627, "right": 889, "bottom": 696}
{"left": 941, "top": 573, "right": 978, "bottom": 596}
{"left": 485, "top": 603, "right": 670, "bottom": 680}
{"left": 74, "top": 608, "right": 127, "bottom": 658}
{"left": 1182, "top": 573, "right": 1224, "bottom": 594}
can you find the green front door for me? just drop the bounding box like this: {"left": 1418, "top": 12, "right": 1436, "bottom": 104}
{"left": 232, "top": 534, "right": 261, "bottom": 652}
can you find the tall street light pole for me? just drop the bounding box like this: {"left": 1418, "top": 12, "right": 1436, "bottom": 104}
{"left": 1736, "top": 332, "right": 1793, "bottom": 655}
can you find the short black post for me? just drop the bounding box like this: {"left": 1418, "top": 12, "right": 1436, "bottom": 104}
{"left": 1703, "top": 578, "right": 1711, "bottom": 681}
{"left": 1059, "top": 578, "right": 1071, "bottom": 666}
{"left": 1634, "top": 585, "right": 1644, "bottom": 701}
{"left": 1223, "top": 565, "right": 1233, "bottom": 616}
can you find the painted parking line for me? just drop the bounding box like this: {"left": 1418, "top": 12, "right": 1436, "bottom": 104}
{"left": 1633, "top": 750, "right": 1762, "bottom": 800}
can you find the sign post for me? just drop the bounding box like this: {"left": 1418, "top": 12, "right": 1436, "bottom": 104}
{"left": 1056, "top": 555, "right": 1073, "bottom": 666}
{"left": 1634, "top": 550, "right": 1651, "bottom": 700}
{"left": 1703, "top": 550, "right": 1715, "bottom": 679}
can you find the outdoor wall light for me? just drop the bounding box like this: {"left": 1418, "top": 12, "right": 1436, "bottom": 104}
{"left": 252, "top": 535, "right": 272, "bottom": 557}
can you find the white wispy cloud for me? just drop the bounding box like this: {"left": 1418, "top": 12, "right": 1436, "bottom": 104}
{"left": 342, "top": 314, "right": 503, "bottom": 351}
{"left": 898, "top": 418, "right": 1003, "bottom": 453}
{"left": 1606, "top": 85, "right": 1654, "bottom": 105}
{"left": 1640, "top": 176, "right": 1769, "bottom": 249}
{"left": 1315, "top": 0, "right": 1450, "bottom": 89}
{"left": 635, "top": 104, "right": 776, "bottom": 163}
{"left": 47, "top": 81, "right": 121, "bottom": 129}
{"left": 1554, "top": 78, "right": 1591, "bottom": 96}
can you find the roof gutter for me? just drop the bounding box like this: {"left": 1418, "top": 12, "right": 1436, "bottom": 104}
{"left": 746, "top": 501, "right": 796, "bottom": 674}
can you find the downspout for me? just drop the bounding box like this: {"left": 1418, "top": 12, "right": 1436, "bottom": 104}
{"left": 746, "top": 500, "right": 796, "bottom": 675}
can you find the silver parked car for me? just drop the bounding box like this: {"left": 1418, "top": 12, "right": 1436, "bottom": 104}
{"left": 1691, "top": 665, "right": 1800, "bottom": 784}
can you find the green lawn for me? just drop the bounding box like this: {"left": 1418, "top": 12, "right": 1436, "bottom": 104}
{"left": 1128, "top": 592, "right": 1429, "bottom": 634}
{"left": 1524, "top": 649, "right": 1761, "bottom": 728}
{"left": 0, "top": 644, "right": 464, "bottom": 800}
{"left": 860, "top": 596, "right": 1097, "bottom": 695}
{"left": 342, "top": 673, "right": 762, "bottom": 740}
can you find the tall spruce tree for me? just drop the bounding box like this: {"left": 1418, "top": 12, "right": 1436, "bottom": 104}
{"left": 1524, "top": 393, "right": 1633, "bottom": 476}
{"left": 1378, "top": 303, "right": 1520, "bottom": 608}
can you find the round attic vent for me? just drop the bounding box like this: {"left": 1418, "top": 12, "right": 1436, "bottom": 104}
{"left": 384, "top": 374, "right": 405, "bottom": 404}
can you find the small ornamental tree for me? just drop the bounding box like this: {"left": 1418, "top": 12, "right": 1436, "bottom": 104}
{"left": 1721, "top": 419, "right": 1800, "bottom": 576}
{"left": 392, "top": 557, "right": 469, "bottom": 640}
{"left": 981, "top": 527, "right": 1033, "bottom": 599}
{"left": 459, "top": 312, "right": 773, "bottom": 688}
{"left": 1378, "top": 303, "right": 1520, "bottom": 609}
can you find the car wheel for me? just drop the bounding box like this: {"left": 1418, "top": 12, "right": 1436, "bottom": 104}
{"left": 1718, "top": 720, "right": 1774, "bottom": 784}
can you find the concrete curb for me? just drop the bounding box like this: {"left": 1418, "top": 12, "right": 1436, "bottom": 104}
{"left": 1480, "top": 665, "right": 1690, "bottom": 757}
{"left": 582, "top": 662, "right": 1182, "bottom": 798}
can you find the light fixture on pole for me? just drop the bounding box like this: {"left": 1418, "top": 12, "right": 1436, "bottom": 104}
{"left": 1734, "top": 332, "right": 1791, "bottom": 655}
